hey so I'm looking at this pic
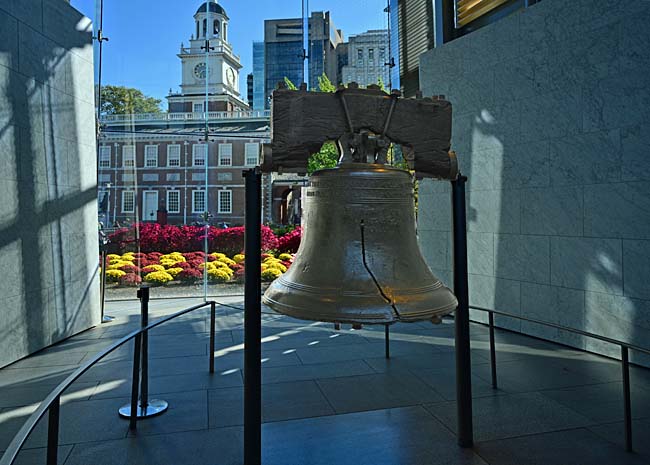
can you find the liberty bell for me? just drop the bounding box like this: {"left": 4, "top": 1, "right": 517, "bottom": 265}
{"left": 261, "top": 84, "right": 458, "bottom": 325}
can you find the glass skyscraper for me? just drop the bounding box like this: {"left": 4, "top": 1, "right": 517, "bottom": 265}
{"left": 252, "top": 41, "right": 266, "bottom": 110}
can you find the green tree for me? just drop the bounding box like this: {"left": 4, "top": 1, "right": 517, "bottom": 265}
{"left": 283, "top": 77, "right": 298, "bottom": 90}
{"left": 100, "top": 85, "right": 162, "bottom": 115}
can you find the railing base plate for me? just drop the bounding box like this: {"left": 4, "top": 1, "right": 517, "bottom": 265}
{"left": 118, "top": 399, "right": 168, "bottom": 419}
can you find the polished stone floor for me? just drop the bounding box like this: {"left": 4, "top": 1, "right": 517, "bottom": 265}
{"left": 1, "top": 296, "right": 650, "bottom": 465}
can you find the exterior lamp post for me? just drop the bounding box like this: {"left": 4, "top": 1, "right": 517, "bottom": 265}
{"left": 184, "top": 141, "right": 189, "bottom": 225}
{"left": 113, "top": 142, "right": 119, "bottom": 225}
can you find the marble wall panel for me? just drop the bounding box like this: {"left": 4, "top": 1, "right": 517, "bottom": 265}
{"left": 584, "top": 182, "right": 650, "bottom": 240}
{"left": 621, "top": 123, "right": 650, "bottom": 182}
{"left": 622, "top": 240, "right": 650, "bottom": 300}
{"left": 550, "top": 237, "right": 623, "bottom": 295}
{"left": 549, "top": 129, "right": 621, "bottom": 186}
{"left": 494, "top": 234, "right": 550, "bottom": 285}
{"left": 417, "top": 0, "right": 650, "bottom": 364}
{"left": 521, "top": 187, "right": 583, "bottom": 236}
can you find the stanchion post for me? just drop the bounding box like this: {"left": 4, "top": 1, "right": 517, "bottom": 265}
{"left": 385, "top": 324, "right": 390, "bottom": 359}
{"left": 128, "top": 334, "right": 142, "bottom": 431}
{"left": 489, "top": 312, "right": 497, "bottom": 389}
{"left": 138, "top": 286, "right": 150, "bottom": 409}
{"left": 209, "top": 301, "right": 216, "bottom": 373}
{"left": 621, "top": 346, "right": 633, "bottom": 452}
{"left": 452, "top": 174, "right": 473, "bottom": 448}
{"left": 100, "top": 250, "right": 114, "bottom": 323}
{"left": 46, "top": 396, "right": 60, "bottom": 465}
{"left": 244, "top": 168, "right": 262, "bottom": 465}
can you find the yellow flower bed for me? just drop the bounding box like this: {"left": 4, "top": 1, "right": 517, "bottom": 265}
{"left": 278, "top": 253, "right": 293, "bottom": 261}
{"left": 261, "top": 268, "right": 282, "bottom": 281}
{"left": 144, "top": 271, "right": 174, "bottom": 285}
{"left": 143, "top": 264, "right": 166, "bottom": 273}
{"left": 207, "top": 267, "right": 233, "bottom": 283}
{"left": 233, "top": 254, "right": 245, "bottom": 264}
{"left": 166, "top": 267, "right": 184, "bottom": 278}
{"left": 105, "top": 269, "right": 126, "bottom": 282}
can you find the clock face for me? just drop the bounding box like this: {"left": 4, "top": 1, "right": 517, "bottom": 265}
{"left": 194, "top": 63, "right": 206, "bottom": 80}
{"left": 226, "top": 68, "right": 235, "bottom": 87}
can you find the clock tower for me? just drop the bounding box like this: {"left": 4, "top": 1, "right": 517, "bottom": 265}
{"left": 167, "top": 0, "right": 248, "bottom": 113}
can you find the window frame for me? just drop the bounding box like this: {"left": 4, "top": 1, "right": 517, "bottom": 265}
{"left": 144, "top": 145, "right": 158, "bottom": 167}
{"left": 218, "top": 190, "right": 232, "bottom": 214}
{"left": 122, "top": 145, "right": 135, "bottom": 168}
{"left": 121, "top": 190, "right": 135, "bottom": 213}
{"left": 244, "top": 142, "right": 259, "bottom": 166}
{"left": 166, "top": 190, "right": 181, "bottom": 214}
{"left": 218, "top": 143, "right": 233, "bottom": 167}
{"left": 192, "top": 144, "right": 207, "bottom": 166}
{"left": 192, "top": 190, "right": 206, "bottom": 214}
{"left": 167, "top": 144, "right": 181, "bottom": 167}
{"left": 99, "top": 146, "right": 111, "bottom": 168}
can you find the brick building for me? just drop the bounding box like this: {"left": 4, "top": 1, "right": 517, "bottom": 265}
{"left": 98, "top": 1, "right": 278, "bottom": 227}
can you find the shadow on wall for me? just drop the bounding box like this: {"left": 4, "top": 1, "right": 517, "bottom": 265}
{"left": 418, "top": 0, "right": 650, "bottom": 366}
{"left": 0, "top": 2, "right": 100, "bottom": 367}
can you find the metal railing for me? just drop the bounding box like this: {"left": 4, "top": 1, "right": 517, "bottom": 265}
{"left": 0, "top": 288, "right": 217, "bottom": 465}
{"left": 100, "top": 110, "right": 270, "bottom": 124}
{"left": 470, "top": 305, "right": 650, "bottom": 453}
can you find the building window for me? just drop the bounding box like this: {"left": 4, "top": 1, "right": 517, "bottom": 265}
{"left": 379, "top": 47, "right": 385, "bottom": 61}
{"left": 217, "top": 172, "right": 233, "bottom": 181}
{"left": 218, "top": 144, "right": 232, "bottom": 166}
{"left": 192, "top": 190, "right": 206, "bottom": 213}
{"left": 122, "top": 146, "right": 135, "bottom": 168}
{"left": 193, "top": 103, "right": 203, "bottom": 113}
{"left": 122, "top": 191, "right": 135, "bottom": 213}
{"left": 99, "top": 146, "right": 111, "bottom": 168}
{"left": 167, "top": 145, "right": 181, "bottom": 166}
{"left": 368, "top": 48, "right": 374, "bottom": 63}
{"left": 357, "top": 48, "right": 363, "bottom": 64}
{"left": 193, "top": 144, "right": 207, "bottom": 166}
{"left": 245, "top": 143, "right": 259, "bottom": 166}
{"left": 145, "top": 145, "right": 158, "bottom": 167}
{"left": 167, "top": 190, "right": 180, "bottom": 213}
{"left": 218, "top": 190, "right": 232, "bottom": 214}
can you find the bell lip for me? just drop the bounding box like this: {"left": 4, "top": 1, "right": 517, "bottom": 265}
{"left": 312, "top": 163, "right": 410, "bottom": 176}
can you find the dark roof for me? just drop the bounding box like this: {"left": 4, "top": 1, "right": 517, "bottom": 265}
{"left": 195, "top": 1, "right": 228, "bottom": 17}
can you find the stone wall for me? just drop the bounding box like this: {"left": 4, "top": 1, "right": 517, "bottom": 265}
{"left": 417, "top": 0, "right": 650, "bottom": 364}
{"left": 0, "top": 0, "right": 100, "bottom": 367}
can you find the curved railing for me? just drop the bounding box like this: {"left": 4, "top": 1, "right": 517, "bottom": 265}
{"left": 0, "top": 291, "right": 217, "bottom": 465}
{"left": 470, "top": 305, "right": 650, "bottom": 453}
{"left": 3, "top": 299, "right": 648, "bottom": 463}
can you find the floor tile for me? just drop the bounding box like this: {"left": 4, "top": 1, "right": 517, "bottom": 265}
{"left": 208, "top": 380, "right": 334, "bottom": 428}
{"left": 425, "top": 392, "right": 593, "bottom": 442}
{"left": 262, "top": 406, "right": 487, "bottom": 465}
{"left": 316, "top": 373, "right": 445, "bottom": 414}
{"left": 262, "top": 360, "right": 375, "bottom": 384}
{"left": 540, "top": 382, "right": 650, "bottom": 423}
{"left": 475, "top": 428, "right": 648, "bottom": 465}
{"left": 589, "top": 417, "right": 650, "bottom": 461}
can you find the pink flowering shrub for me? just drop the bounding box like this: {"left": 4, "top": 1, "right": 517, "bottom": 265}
{"left": 277, "top": 227, "right": 302, "bottom": 253}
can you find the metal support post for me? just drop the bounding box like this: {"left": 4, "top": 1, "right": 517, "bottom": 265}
{"left": 46, "top": 396, "right": 60, "bottom": 465}
{"left": 452, "top": 174, "right": 473, "bottom": 448}
{"left": 100, "top": 250, "right": 114, "bottom": 323}
{"left": 489, "top": 312, "right": 497, "bottom": 389}
{"left": 128, "top": 333, "right": 141, "bottom": 431}
{"left": 140, "top": 287, "right": 149, "bottom": 409}
{"left": 385, "top": 324, "right": 390, "bottom": 359}
{"left": 119, "top": 287, "right": 168, "bottom": 422}
{"left": 244, "top": 168, "right": 262, "bottom": 465}
{"left": 621, "top": 346, "right": 633, "bottom": 452}
{"left": 209, "top": 301, "right": 216, "bottom": 373}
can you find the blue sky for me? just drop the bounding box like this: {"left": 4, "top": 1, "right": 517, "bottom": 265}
{"left": 71, "top": 0, "right": 388, "bottom": 103}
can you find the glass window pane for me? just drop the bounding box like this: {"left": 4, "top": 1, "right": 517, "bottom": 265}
{"left": 218, "top": 143, "right": 232, "bottom": 166}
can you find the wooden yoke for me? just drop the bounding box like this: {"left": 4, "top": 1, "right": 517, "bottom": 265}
{"left": 260, "top": 83, "right": 458, "bottom": 180}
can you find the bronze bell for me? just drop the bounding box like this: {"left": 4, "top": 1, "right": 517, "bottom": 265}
{"left": 262, "top": 163, "right": 458, "bottom": 324}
